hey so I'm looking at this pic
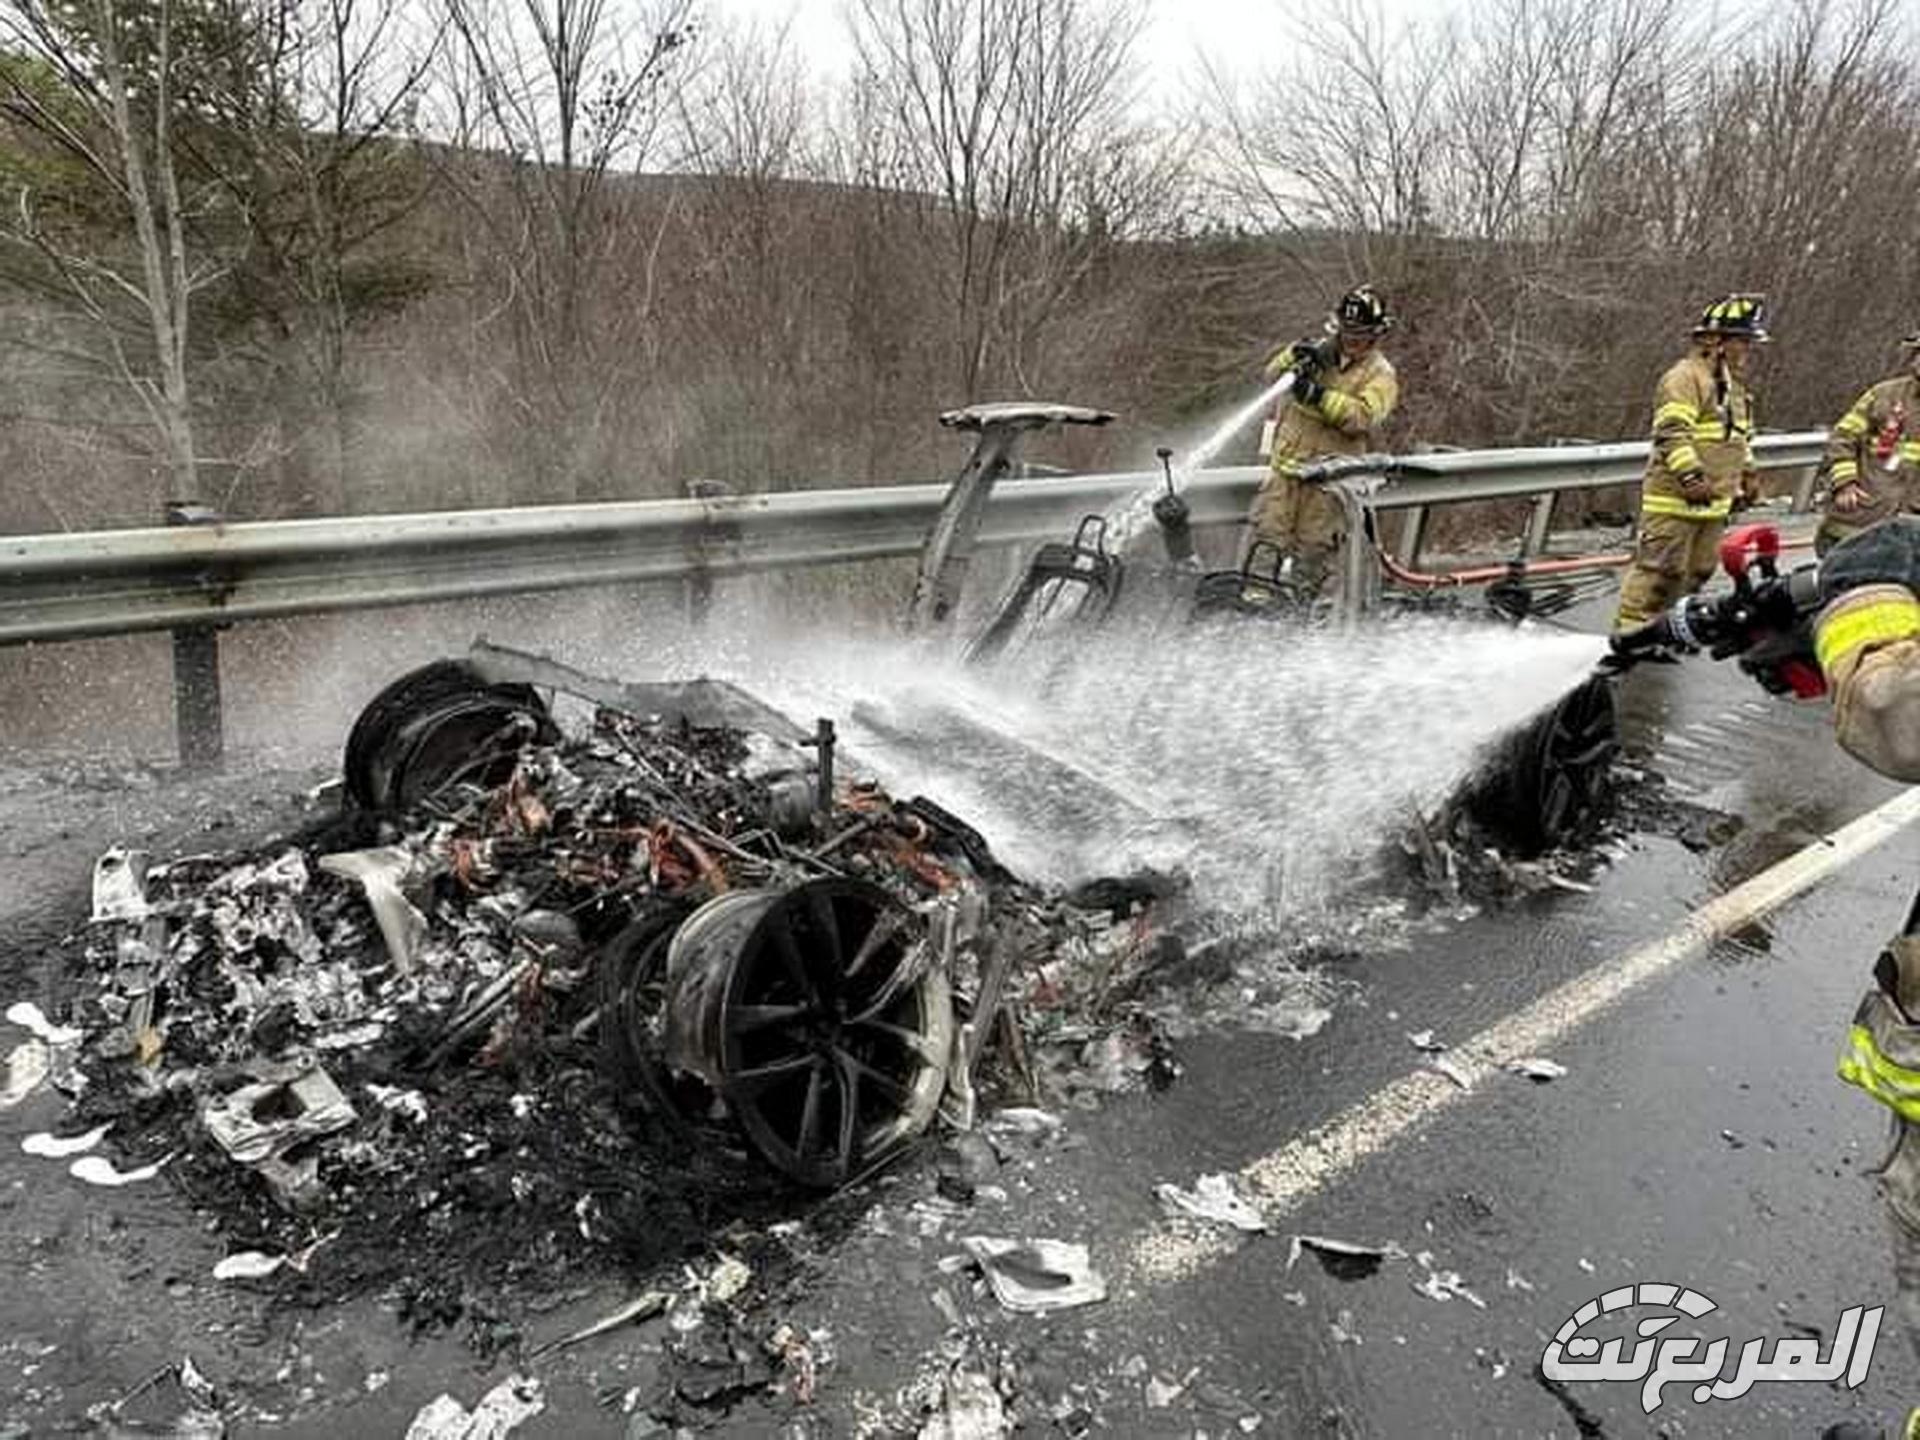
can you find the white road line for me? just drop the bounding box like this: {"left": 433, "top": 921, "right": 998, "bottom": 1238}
{"left": 1128, "top": 785, "right": 1920, "bottom": 1286}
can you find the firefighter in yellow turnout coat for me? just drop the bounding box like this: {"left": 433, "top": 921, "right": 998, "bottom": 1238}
{"left": 1613, "top": 296, "right": 1767, "bottom": 631}
{"left": 1817, "top": 333, "right": 1920, "bottom": 557}
{"left": 1246, "top": 286, "right": 1399, "bottom": 594}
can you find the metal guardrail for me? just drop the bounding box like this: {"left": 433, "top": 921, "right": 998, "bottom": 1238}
{"left": 0, "top": 427, "right": 1831, "bottom": 761}
{"left": 0, "top": 431, "right": 1829, "bottom": 647}
{"left": 0, "top": 470, "right": 1251, "bottom": 646}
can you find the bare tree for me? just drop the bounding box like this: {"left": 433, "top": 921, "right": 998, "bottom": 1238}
{"left": 433, "top": 0, "right": 693, "bottom": 499}
{"left": 844, "top": 0, "right": 1176, "bottom": 401}
{"left": 192, "top": 0, "right": 444, "bottom": 511}
{"left": 0, "top": 0, "right": 224, "bottom": 507}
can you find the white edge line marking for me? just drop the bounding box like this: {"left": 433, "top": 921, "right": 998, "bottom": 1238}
{"left": 1127, "top": 785, "right": 1920, "bottom": 1286}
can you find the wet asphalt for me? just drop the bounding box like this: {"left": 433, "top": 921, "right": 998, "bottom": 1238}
{"left": 3, "top": 615, "right": 1919, "bottom": 1437}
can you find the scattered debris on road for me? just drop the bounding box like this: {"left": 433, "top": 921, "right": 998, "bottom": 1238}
{"left": 1505, "top": 1056, "right": 1569, "bottom": 1082}
{"left": 1155, "top": 1172, "right": 1267, "bottom": 1232}
{"left": 404, "top": 1374, "right": 545, "bottom": 1440}
{"left": 958, "top": 1236, "right": 1108, "bottom": 1313}
{"left": 1287, "top": 1234, "right": 1405, "bottom": 1281}
{"left": 19, "top": 1122, "right": 109, "bottom": 1157}
{"left": 68, "top": 1152, "right": 168, "bottom": 1186}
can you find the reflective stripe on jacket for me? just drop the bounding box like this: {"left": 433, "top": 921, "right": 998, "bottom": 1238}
{"left": 1823, "top": 374, "right": 1920, "bottom": 526}
{"left": 1643, "top": 348, "right": 1755, "bottom": 518}
{"left": 1265, "top": 347, "right": 1398, "bottom": 476}
{"left": 1838, "top": 986, "right": 1920, "bottom": 1123}
{"left": 1816, "top": 584, "right": 1920, "bottom": 780}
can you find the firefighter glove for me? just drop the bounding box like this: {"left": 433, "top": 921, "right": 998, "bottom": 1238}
{"left": 1736, "top": 621, "right": 1821, "bottom": 697}
{"left": 1292, "top": 372, "right": 1325, "bottom": 407}
{"left": 1287, "top": 339, "right": 1326, "bottom": 377}
{"left": 1676, "top": 469, "right": 1714, "bottom": 505}
{"left": 1821, "top": 516, "right": 1920, "bottom": 602}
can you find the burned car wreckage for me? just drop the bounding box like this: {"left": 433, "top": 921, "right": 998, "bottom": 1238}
{"left": 41, "top": 404, "right": 1619, "bottom": 1262}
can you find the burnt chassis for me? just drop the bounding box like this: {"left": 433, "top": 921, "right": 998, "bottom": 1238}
{"left": 342, "top": 643, "right": 962, "bottom": 1190}
{"left": 333, "top": 406, "right": 1616, "bottom": 1186}
{"left": 911, "top": 404, "right": 1620, "bottom": 858}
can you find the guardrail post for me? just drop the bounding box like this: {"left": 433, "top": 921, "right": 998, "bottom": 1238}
{"left": 1333, "top": 485, "right": 1378, "bottom": 627}
{"left": 1393, "top": 505, "right": 1428, "bottom": 566}
{"left": 1791, "top": 464, "right": 1819, "bottom": 514}
{"left": 165, "top": 501, "right": 223, "bottom": 769}
{"left": 684, "top": 478, "right": 732, "bottom": 626}
{"left": 1523, "top": 492, "right": 1557, "bottom": 556}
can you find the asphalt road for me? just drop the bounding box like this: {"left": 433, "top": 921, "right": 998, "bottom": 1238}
{"left": 2, "top": 619, "right": 1918, "bottom": 1438}
{"left": 761, "top": 654, "right": 1920, "bottom": 1439}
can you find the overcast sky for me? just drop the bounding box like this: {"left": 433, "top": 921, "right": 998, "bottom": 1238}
{"left": 706, "top": 0, "right": 1462, "bottom": 106}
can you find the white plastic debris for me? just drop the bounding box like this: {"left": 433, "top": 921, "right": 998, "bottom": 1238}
{"left": 918, "top": 1366, "right": 1008, "bottom": 1440}
{"left": 959, "top": 1236, "right": 1107, "bottom": 1313}
{"left": 6, "top": 1002, "right": 82, "bottom": 1046}
{"left": 213, "top": 1251, "right": 287, "bottom": 1281}
{"left": 1286, "top": 1234, "right": 1404, "bottom": 1278}
{"left": 318, "top": 847, "right": 428, "bottom": 972}
{"left": 202, "top": 1064, "right": 357, "bottom": 1166}
{"left": 404, "top": 1375, "right": 545, "bottom": 1440}
{"left": 201, "top": 1063, "right": 356, "bottom": 1208}
{"left": 1145, "top": 1376, "right": 1185, "bottom": 1408}
{"left": 706, "top": 1255, "right": 752, "bottom": 1303}
{"left": 70, "top": 1153, "right": 169, "bottom": 1186}
{"left": 1247, "top": 1004, "right": 1332, "bottom": 1040}
{"left": 90, "top": 847, "right": 151, "bottom": 923}
{"left": 1405, "top": 1030, "right": 1446, "bottom": 1052}
{"left": 1428, "top": 1055, "right": 1474, "bottom": 1089}
{"left": 1155, "top": 1173, "right": 1266, "bottom": 1232}
{"left": 986, "top": 1107, "right": 1062, "bottom": 1135}
{"left": 1, "top": 1041, "right": 50, "bottom": 1109}
{"left": 1412, "top": 1259, "right": 1487, "bottom": 1309}
{"left": 21, "top": 1123, "right": 111, "bottom": 1158}
{"left": 365, "top": 1084, "right": 429, "bottom": 1124}
{"left": 528, "top": 1291, "right": 668, "bottom": 1358}
{"left": 1505, "top": 1057, "right": 1567, "bottom": 1082}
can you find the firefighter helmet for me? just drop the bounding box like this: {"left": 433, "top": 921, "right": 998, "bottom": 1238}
{"left": 1334, "top": 284, "right": 1394, "bottom": 336}
{"left": 1692, "top": 293, "right": 1770, "bottom": 342}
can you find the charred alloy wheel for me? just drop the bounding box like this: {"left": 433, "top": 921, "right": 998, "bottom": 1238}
{"left": 659, "top": 880, "right": 951, "bottom": 1188}
{"left": 343, "top": 660, "right": 558, "bottom": 811}
{"left": 1466, "top": 675, "right": 1619, "bottom": 854}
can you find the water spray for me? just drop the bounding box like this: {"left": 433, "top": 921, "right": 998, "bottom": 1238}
{"left": 1103, "top": 370, "right": 1297, "bottom": 553}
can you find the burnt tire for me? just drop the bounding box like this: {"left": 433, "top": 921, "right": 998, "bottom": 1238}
{"left": 1463, "top": 676, "right": 1618, "bottom": 856}
{"left": 598, "top": 904, "right": 703, "bottom": 1134}
{"left": 343, "top": 659, "right": 556, "bottom": 811}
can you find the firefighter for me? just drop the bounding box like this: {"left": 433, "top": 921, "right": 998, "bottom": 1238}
{"left": 1612, "top": 295, "right": 1768, "bottom": 632}
{"left": 1245, "top": 284, "right": 1399, "bottom": 595}
{"left": 1737, "top": 519, "right": 1920, "bottom": 1437}
{"left": 1816, "top": 332, "right": 1920, "bottom": 558}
